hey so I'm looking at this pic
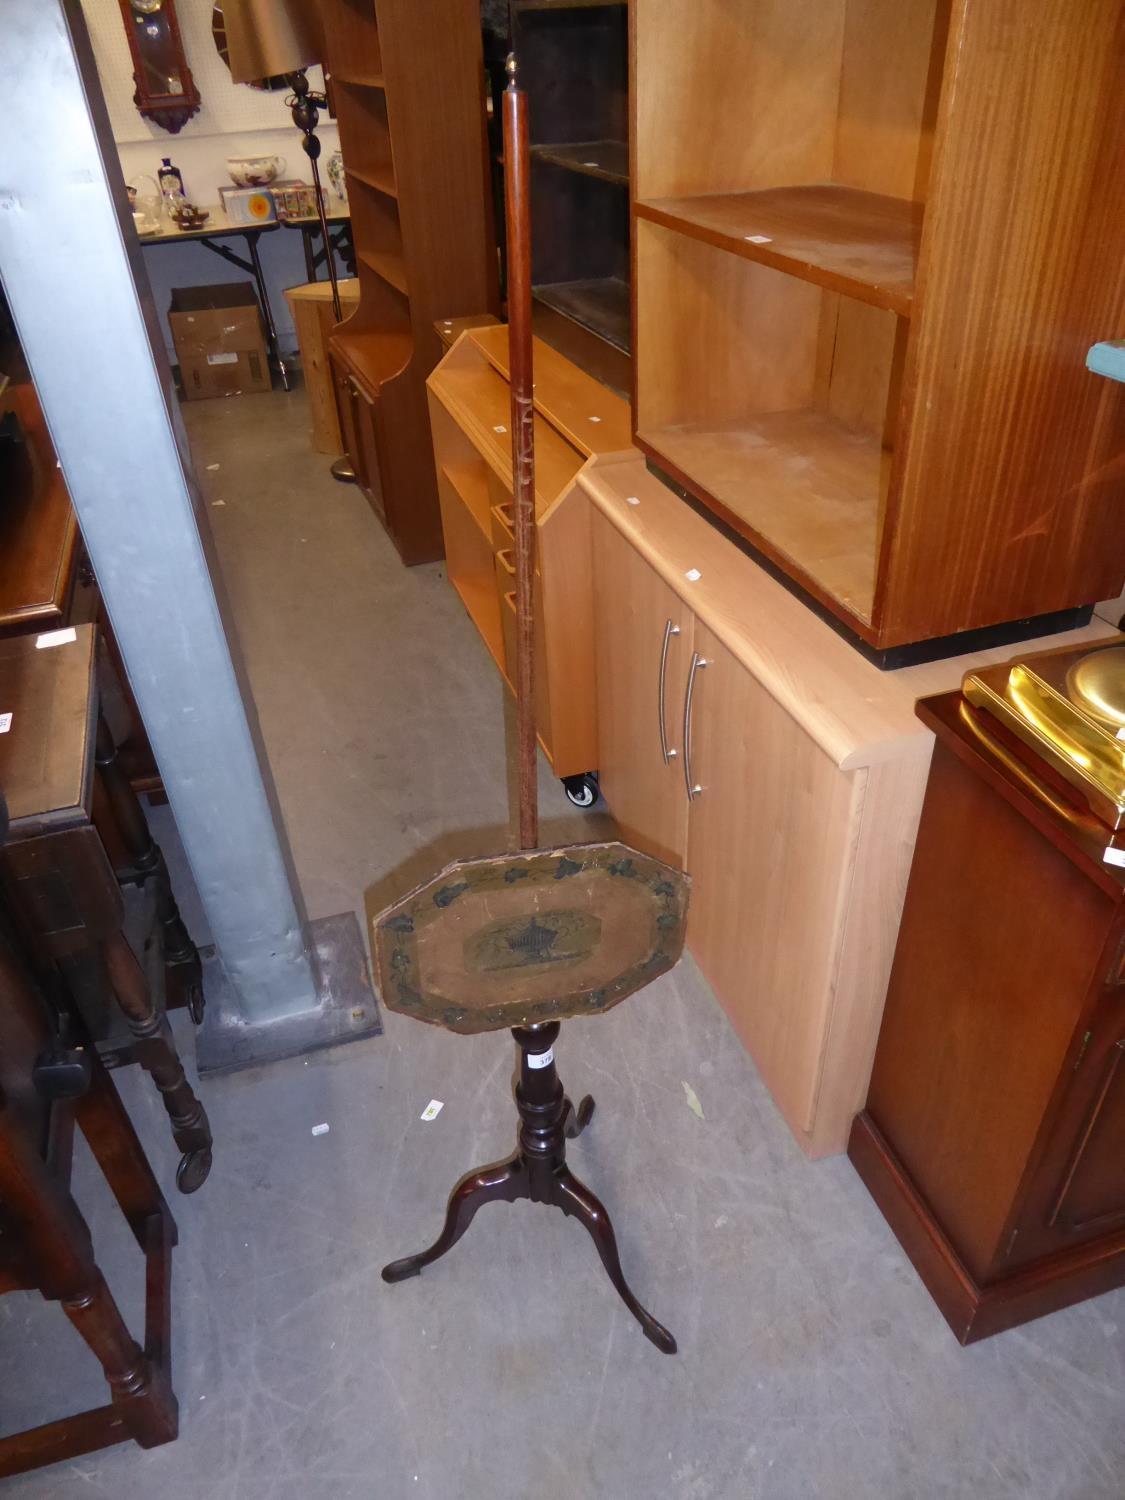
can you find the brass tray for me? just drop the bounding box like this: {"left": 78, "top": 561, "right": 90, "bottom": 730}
{"left": 963, "top": 642, "right": 1125, "bottom": 829}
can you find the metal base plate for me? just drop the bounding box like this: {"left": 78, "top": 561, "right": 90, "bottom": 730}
{"left": 195, "top": 911, "right": 382, "bottom": 1077}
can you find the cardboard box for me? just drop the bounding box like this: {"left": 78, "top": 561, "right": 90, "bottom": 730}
{"left": 217, "top": 185, "right": 277, "bottom": 226}
{"left": 169, "top": 283, "right": 271, "bottom": 400}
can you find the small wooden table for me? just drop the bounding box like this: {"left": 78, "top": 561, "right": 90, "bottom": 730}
{"left": 0, "top": 807, "right": 179, "bottom": 1479}
{"left": 0, "top": 626, "right": 212, "bottom": 1193}
{"left": 374, "top": 840, "right": 689, "bottom": 1352}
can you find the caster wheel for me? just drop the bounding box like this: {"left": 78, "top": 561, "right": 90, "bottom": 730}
{"left": 187, "top": 981, "right": 206, "bottom": 1026}
{"left": 563, "top": 772, "right": 599, "bottom": 809}
{"left": 176, "top": 1147, "right": 212, "bottom": 1194}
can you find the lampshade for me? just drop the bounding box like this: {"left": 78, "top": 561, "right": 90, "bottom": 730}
{"left": 222, "top": 0, "right": 324, "bottom": 84}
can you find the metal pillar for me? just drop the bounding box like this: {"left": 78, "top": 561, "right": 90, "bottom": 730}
{"left": 0, "top": 0, "right": 378, "bottom": 1073}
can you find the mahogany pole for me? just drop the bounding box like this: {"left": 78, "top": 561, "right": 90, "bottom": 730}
{"left": 503, "top": 56, "right": 538, "bottom": 853}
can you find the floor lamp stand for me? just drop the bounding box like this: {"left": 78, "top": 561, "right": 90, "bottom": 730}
{"left": 287, "top": 70, "right": 355, "bottom": 485}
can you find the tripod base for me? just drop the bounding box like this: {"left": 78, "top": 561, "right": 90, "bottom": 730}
{"left": 381, "top": 1024, "right": 676, "bottom": 1354}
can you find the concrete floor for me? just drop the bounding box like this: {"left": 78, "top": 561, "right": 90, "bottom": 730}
{"left": 1, "top": 387, "right": 1123, "bottom": 1499}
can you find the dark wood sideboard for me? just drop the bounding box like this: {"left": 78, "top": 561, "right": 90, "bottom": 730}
{"left": 850, "top": 688, "right": 1125, "bottom": 1342}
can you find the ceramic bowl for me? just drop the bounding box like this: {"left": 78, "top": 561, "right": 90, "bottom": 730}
{"left": 227, "top": 155, "right": 285, "bottom": 187}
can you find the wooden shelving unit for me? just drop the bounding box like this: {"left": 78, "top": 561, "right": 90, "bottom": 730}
{"left": 426, "top": 325, "right": 631, "bottom": 780}
{"left": 321, "top": 0, "right": 497, "bottom": 565}
{"left": 632, "top": 0, "right": 1125, "bottom": 658}
{"left": 511, "top": 0, "right": 630, "bottom": 385}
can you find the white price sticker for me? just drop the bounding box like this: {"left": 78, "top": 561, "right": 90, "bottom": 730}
{"left": 420, "top": 1100, "right": 444, "bottom": 1121}
{"left": 1104, "top": 846, "right": 1125, "bottom": 868}
{"left": 36, "top": 628, "right": 77, "bottom": 649}
{"left": 0, "top": 713, "right": 11, "bottom": 734}
{"left": 527, "top": 1047, "right": 554, "bottom": 1070}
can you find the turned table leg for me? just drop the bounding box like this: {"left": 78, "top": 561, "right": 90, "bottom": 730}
{"left": 0, "top": 1106, "right": 177, "bottom": 1451}
{"left": 103, "top": 930, "right": 212, "bottom": 1194}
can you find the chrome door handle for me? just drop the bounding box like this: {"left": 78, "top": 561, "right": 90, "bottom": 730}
{"left": 658, "top": 619, "right": 680, "bottom": 763}
{"left": 682, "top": 651, "right": 707, "bottom": 799}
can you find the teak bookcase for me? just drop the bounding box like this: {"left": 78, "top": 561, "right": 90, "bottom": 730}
{"left": 426, "top": 324, "right": 631, "bottom": 787}
{"left": 321, "top": 0, "right": 496, "bottom": 565}
{"left": 510, "top": 0, "right": 630, "bottom": 391}
{"left": 631, "top": 0, "right": 1125, "bottom": 657}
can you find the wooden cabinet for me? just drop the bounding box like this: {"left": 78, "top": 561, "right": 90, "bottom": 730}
{"left": 583, "top": 457, "right": 1117, "bottom": 1156}
{"left": 283, "top": 279, "right": 361, "bottom": 455}
{"left": 850, "top": 690, "right": 1125, "bottom": 1341}
{"left": 321, "top": 0, "right": 497, "bottom": 565}
{"left": 630, "top": 0, "right": 1125, "bottom": 656}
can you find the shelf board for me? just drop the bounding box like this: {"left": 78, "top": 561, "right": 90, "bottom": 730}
{"left": 533, "top": 277, "right": 630, "bottom": 354}
{"left": 358, "top": 248, "right": 409, "bottom": 297}
{"left": 334, "top": 72, "right": 385, "bottom": 89}
{"left": 346, "top": 164, "right": 398, "bottom": 200}
{"left": 635, "top": 185, "right": 922, "bottom": 316}
{"left": 333, "top": 326, "right": 413, "bottom": 390}
{"left": 640, "top": 408, "right": 887, "bottom": 624}
{"left": 530, "top": 140, "right": 627, "bottom": 186}
{"left": 449, "top": 571, "right": 507, "bottom": 674}
{"left": 515, "top": 0, "right": 625, "bottom": 9}
{"left": 440, "top": 461, "right": 491, "bottom": 541}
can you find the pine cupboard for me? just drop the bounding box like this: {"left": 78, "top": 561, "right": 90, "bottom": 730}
{"left": 585, "top": 459, "right": 1116, "bottom": 1156}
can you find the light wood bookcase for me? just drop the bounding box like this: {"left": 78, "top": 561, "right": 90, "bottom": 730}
{"left": 320, "top": 0, "right": 496, "bottom": 565}
{"left": 631, "top": 0, "right": 1125, "bottom": 658}
{"left": 426, "top": 324, "right": 631, "bottom": 786}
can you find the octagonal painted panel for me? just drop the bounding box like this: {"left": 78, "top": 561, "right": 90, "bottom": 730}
{"left": 371, "top": 842, "right": 690, "bottom": 1034}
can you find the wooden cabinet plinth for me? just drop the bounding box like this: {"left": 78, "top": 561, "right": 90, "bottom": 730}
{"left": 851, "top": 690, "right": 1125, "bottom": 1341}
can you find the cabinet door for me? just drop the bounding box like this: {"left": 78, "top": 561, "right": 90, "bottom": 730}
{"left": 591, "top": 512, "right": 693, "bottom": 868}
{"left": 354, "top": 381, "right": 386, "bottom": 523}
{"left": 684, "top": 622, "right": 861, "bottom": 1136}
{"left": 333, "top": 359, "right": 366, "bottom": 491}
{"left": 1010, "top": 955, "right": 1125, "bottom": 1265}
